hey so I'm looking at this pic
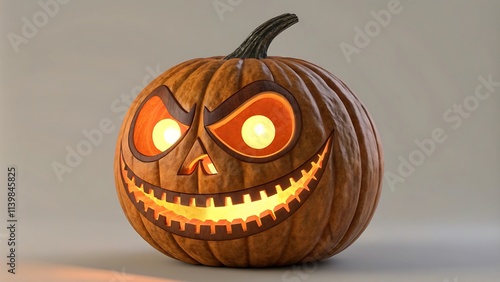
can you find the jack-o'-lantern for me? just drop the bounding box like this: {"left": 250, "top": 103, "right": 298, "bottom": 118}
{"left": 114, "top": 13, "right": 383, "bottom": 267}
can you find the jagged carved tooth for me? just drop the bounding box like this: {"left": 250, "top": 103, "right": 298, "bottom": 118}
{"left": 165, "top": 216, "right": 172, "bottom": 227}
{"left": 142, "top": 193, "right": 155, "bottom": 203}
{"left": 301, "top": 169, "right": 310, "bottom": 178}
{"left": 124, "top": 163, "right": 132, "bottom": 175}
{"left": 195, "top": 224, "right": 201, "bottom": 234}
{"left": 153, "top": 209, "right": 160, "bottom": 220}
{"left": 189, "top": 198, "right": 196, "bottom": 207}
{"left": 241, "top": 221, "right": 247, "bottom": 232}
{"left": 128, "top": 191, "right": 137, "bottom": 202}
{"left": 143, "top": 200, "right": 154, "bottom": 211}
{"left": 226, "top": 223, "right": 232, "bottom": 234}
{"left": 127, "top": 183, "right": 134, "bottom": 194}
{"left": 161, "top": 192, "right": 167, "bottom": 201}
{"left": 246, "top": 215, "right": 262, "bottom": 227}
{"left": 142, "top": 184, "right": 150, "bottom": 194}
{"left": 137, "top": 200, "right": 146, "bottom": 211}
{"left": 318, "top": 154, "right": 326, "bottom": 165}
{"left": 157, "top": 209, "right": 168, "bottom": 217}
{"left": 225, "top": 196, "right": 233, "bottom": 206}
{"left": 268, "top": 210, "right": 277, "bottom": 220}
{"left": 243, "top": 194, "right": 252, "bottom": 204}
{"left": 259, "top": 190, "right": 268, "bottom": 199}
{"left": 127, "top": 180, "right": 137, "bottom": 191}
{"left": 296, "top": 194, "right": 301, "bottom": 203}
{"left": 289, "top": 178, "right": 298, "bottom": 188}
{"left": 312, "top": 175, "right": 318, "bottom": 181}
{"left": 210, "top": 223, "right": 216, "bottom": 234}
{"left": 179, "top": 221, "right": 186, "bottom": 231}
{"left": 275, "top": 184, "right": 283, "bottom": 193}
{"left": 156, "top": 209, "right": 170, "bottom": 220}
{"left": 206, "top": 197, "right": 215, "bottom": 207}
{"left": 255, "top": 217, "right": 262, "bottom": 227}
{"left": 311, "top": 161, "right": 320, "bottom": 169}
{"left": 283, "top": 203, "right": 290, "bottom": 212}
{"left": 134, "top": 192, "right": 141, "bottom": 203}
{"left": 173, "top": 196, "right": 181, "bottom": 205}
{"left": 133, "top": 191, "right": 142, "bottom": 203}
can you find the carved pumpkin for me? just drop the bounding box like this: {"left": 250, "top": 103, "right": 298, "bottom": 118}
{"left": 114, "top": 13, "right": 383, "bottom": 267}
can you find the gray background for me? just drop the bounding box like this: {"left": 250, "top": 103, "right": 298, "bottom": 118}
{"left": 1, "top": 0, "right": 499, "bottom": 281}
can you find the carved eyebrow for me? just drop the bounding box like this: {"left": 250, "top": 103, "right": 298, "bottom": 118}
{"left": 149, "top": 85, "right": 195, "bottom": 125}
{"left": 204, "top": 80, "right": 300, "bottom": 126}
{"left": 127, "top": 85, "right": 195, "bottom": 162}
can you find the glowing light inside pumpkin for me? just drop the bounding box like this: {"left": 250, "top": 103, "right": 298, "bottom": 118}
{"left": 152, "top": 119, "right": 181, "bottom": 151}
{"left": 241, "top": 115, "right": 275, "bottom": 149}
{"left": 120, "top": 137, "right": 331, "bottom": 234}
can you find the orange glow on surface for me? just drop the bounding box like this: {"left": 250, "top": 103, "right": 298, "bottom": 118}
{"left": 15, "top": 262, "right": 180, "bottom": 282}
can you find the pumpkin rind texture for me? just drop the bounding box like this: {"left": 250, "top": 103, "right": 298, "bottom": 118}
{"left": 114, "top": 14, "right": 383, "bottom": 267}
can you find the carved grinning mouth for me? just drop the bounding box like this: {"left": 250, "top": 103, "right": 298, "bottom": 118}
{"left": 120, "top": 136, "right": 332, "bottom": 240}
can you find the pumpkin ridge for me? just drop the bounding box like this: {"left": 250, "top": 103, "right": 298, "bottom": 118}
{"left": 262, "top": 58, "right": 321, "bottom": 264}
{"left": 272, "top": 58, "right": 330, "bottom": 135}
{"left": 114, "top": 148, "right": 174, "bottom": 259}
{"left": 175, "top": 59, "right": 233, "bottom": 266}
{"left": 330, "top": 103, "right": 384, "bottom": 256}
{"left": 266, "top": 59, "right": 336, "bottom": 264}
{"left": 288, "top": 59, "right": 381, "bottom": 258}
{"left": 290, "top": 62, "right": 365, "bottom": 258}
{"left": 126, "top": 59, "right": 219, "bottom": 265}
{"left": 132, "top": 157, "right": 200, "bottom": 264}
{"left": 252, "top": 59, "right": 296, "bottom": 265}
{"left": 148, "top": 58, "right": 215, "bottom": 100}
{"left": 155, "top": 155, "right": 203, "bottom": 264}
{"left": 276, "top": 58, "right": 364, "bottom": 260}
{"left": 167, "top": 59, "right": 223, "bottom": 113}
{"left": 198, "top": 58, "right": 243, "bottom": 122}
{"left": 321, "top": 73, "right": 379, "bottom": 256}
{"left": 146, "top": 159, "right": 180, "bottom": 259}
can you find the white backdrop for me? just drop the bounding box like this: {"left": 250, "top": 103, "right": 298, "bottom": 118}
{"left": 1, "top": 1, "right": 499, "bottom": 281}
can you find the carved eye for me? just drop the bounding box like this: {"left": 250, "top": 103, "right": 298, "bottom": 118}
{"left": 205, "top": 81, "right": 302, "bottom": 162}
{"left": 241, "top": 115, "right": 276, "bottom": 149}
{"left": 129, "top": 86, "right": 194, "bottom": 161}
{"left": 151, "top": 118, "right": 184, "bottom": 152}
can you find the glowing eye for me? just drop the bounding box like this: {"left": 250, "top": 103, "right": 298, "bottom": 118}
{"left": 152, "top": 119, "right": 181, "bottom": 152}
{"left": 241, "top": 115, "right": 275, "bottom": 149}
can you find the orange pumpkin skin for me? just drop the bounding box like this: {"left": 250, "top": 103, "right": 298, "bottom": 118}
{"left": 114, "top": 14, "right": 383, "bottom": 267}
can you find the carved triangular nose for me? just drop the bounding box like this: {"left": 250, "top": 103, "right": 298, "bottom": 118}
{"left": 178, "top": 138, "right": 218, "bottom": 175}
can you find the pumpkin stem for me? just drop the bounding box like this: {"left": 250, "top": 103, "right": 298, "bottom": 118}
{"left": 224, "top": 13, "right": 298, "bottom": 60}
